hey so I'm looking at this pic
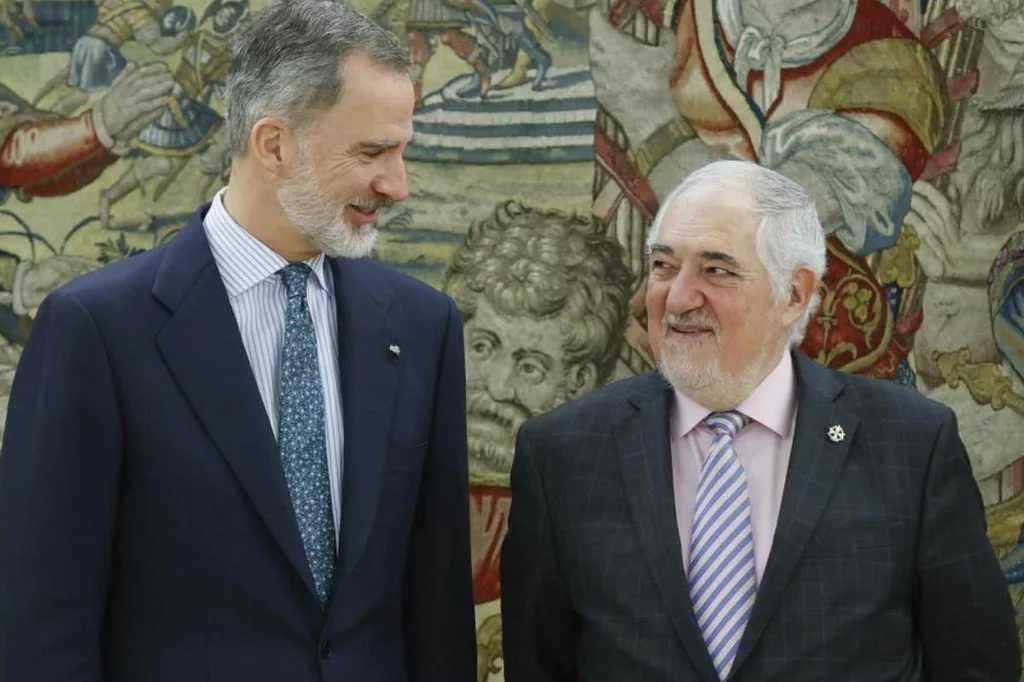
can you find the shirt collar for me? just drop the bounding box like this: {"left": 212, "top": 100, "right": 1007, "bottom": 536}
{"left": 202, "top": 187, "right": 332, "bottom": 298}
{"left": 669, "top": 350, "right": 797, "bottom": 441}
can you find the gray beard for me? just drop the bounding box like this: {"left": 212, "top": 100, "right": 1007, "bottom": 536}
{"left": 465, "top": 385, "right": 568, "bottom": 477}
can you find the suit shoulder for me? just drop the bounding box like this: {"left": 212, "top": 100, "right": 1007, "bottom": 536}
{"left": 836, "top": 369, "right": 953, "bottom": 426}
{"left": 50, "top": 246, "right": 166, "bottom": 312}
{"left": 521, "top": 372, "right": 661, "bottom": 438}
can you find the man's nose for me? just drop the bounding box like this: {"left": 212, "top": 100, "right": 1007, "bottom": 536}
{"left": 374, "top": 156, "right": 408, "bottom": 202}
{"left": 664, "top": 270, "right": 706, "bottom": 314}
{"left": 484, "top": 363, "right": 516, "bottom": 402}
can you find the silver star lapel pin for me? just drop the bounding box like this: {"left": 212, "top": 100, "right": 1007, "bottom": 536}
{"left": 389, "top": 344, "right": 401, "bottom": 357}
{"left": 827, "top": 424, "right": 845, "bottom": 443}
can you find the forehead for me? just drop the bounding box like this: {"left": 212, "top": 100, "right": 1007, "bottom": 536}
{"left": 469, "top": 297, "right": 564, "bottom": 344}
{"left": 311, "top": 54, "right": 414, "bottom": 141}
{"left": 654, "top": 185, "right": 759, "bottom": 254}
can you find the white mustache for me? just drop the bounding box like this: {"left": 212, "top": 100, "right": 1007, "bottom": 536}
{"left": 348, "top": 196, "right": 386, "bottom": 212}
{"left": 664, "top": 311, "right": 720, "bottom": 333}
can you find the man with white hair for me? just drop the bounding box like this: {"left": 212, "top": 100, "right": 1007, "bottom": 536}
{"left": 500, "top": 159, "right": 1019, "bottom": 682}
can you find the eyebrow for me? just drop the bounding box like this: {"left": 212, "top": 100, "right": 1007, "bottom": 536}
{"left": 511, "top": 348, "right": 554, "bottom": 370}
{"left": 469, "top": 328, "right": 500, "bottom": 342}
{"left": 699, "top": 250, "right": 741, "bottom": 268}
{"left": 647, "top": 243, "right": 743, "bottom": 269}
{"left": 357, "top": 139, "right": 402, "bottom": 152}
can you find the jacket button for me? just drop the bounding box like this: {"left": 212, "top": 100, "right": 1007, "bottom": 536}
{"left": 320, "top": 640, "right": 332, "bottom": 660}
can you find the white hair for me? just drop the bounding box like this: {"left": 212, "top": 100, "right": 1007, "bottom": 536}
{"left": 646, "top": 159, "right": 827, "bottom": 346}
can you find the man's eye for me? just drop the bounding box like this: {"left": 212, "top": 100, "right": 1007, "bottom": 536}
{"left": 470, "top": 338, "right": 495, "bottom": 359}
{"left": 517, "top": 359, "right": 547, "bottom": 385}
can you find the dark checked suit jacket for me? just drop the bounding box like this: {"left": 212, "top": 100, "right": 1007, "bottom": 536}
{"left": 501, "top": 350, "right": 1021, "bottom": 682}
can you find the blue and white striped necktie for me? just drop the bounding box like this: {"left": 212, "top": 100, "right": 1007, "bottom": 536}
{"left": 688, "top": 410, "right": 756, "bottom": 680}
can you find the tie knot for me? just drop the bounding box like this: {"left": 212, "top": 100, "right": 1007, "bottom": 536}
{"left": 279, "top": 263, "right": 312, "bottom": 300}
{"left": 704, "top": 411, "right": 748, "bottom": 437}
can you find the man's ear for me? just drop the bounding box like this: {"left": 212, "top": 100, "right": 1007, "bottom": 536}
{"left": 781, "top": 265, "right": 818, "bottom": 328}
{"left": 249, "top": 117, "right": 299, "bottom": 175}
{"left": 567, "top": 361, "right": 599, "bottom": 398}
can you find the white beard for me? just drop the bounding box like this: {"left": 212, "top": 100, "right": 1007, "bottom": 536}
{"left": 277, "top": 143, "right": 379, "bottom": 259}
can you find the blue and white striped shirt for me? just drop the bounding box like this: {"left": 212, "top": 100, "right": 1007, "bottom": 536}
{"left": 203, "top": 188, "right": 345, "bottom": 538}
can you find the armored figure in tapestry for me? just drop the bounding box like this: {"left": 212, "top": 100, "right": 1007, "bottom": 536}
{"left": 97, "top": 0, "right": 248, "bottom": 227}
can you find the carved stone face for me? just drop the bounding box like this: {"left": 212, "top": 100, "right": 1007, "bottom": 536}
{"left": 463, "top": 297, "right": 573, "bottom": 483}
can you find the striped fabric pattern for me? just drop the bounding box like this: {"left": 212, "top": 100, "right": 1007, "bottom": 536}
{"left": 406, "top": 66, "right": 597, "bottom": 164}
{"left": 688, "top": 411, "right": 756, "bottom": 680}
{"left": 202, "top": 190, "right": 345, "bottom": 538}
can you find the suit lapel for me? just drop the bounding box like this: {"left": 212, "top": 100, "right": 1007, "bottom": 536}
{"left": 328, "top": 259, "right": 400, "bottom": 579}
{"left": 731, "top": 352, "right": 858, "bottom": 674}
{"left": 613, "top": 374, "right": 721, "bottom": 682}
{"left": 152, "top": 208, "right": 317, "bottom": 598}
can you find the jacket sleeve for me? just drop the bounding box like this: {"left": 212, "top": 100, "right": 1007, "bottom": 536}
{"left": 402, "top": 297, "right": 476, "bottom": 682}
{"left": 500, "top": 420, "right": 580, "bottom": 682}
{"left": 1, "top": 110, "right": 118, "bottom": 197}
{"left": 0, "top": 288, "right": 122, "bottom": 682}
{"left": 914, "top": 407, "right": 1021, "bottom": 681}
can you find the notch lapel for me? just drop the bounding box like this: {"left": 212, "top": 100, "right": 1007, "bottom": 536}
{"left": 730, "top": 353, "right": 858, "bottom": 675}
{"left": 613, "top": 374, "right": 721, "bottom": 682}
{"left": 152, "top": 209, "right": 317, "bottom": 598}
{"left": 329, "top": 259, "right": 400, "bottom": 579}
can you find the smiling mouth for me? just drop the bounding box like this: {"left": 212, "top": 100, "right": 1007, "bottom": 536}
{"left": 669, "top": 326, "right": 715, "bottom": 336}
{"left": 345, "top": 204, "right": 379, "bottom": 224}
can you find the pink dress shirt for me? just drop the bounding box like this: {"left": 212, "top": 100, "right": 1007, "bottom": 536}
{"left": 670, "top": 351, "right": 798, "bottom": 583}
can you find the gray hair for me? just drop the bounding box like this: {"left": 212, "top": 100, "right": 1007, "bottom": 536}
{"left": 225, "top": 0, "right": 410, "bottom": 158}
{"left": 646, "top": 160, "right": 827, "bottom": 346}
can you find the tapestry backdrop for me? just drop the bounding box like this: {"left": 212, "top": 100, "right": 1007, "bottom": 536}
{"left": 2, "top": 0, "right": 1024, "bottom": 678}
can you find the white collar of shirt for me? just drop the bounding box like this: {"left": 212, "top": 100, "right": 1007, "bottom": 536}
{"left": 203, "top": 187, "right": 332, "bottom": 298}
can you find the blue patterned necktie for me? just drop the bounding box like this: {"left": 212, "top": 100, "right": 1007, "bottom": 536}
{"left": 277, "top": 263, "right": 335, "bottom": 608}
{"left": 688, "top": 411, "right": 756, "bottom": 680}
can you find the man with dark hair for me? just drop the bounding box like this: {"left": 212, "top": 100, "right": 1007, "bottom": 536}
{"left": 0, "top": 1, "right": 476, "bottom": 680}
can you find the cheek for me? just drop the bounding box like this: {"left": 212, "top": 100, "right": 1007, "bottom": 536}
{"left": 721, "top": 298, "right": 776, "bottom": 350}
{"left": 516, "top": 381, "right": 557, "bottom": 412}
{"left": 464, "top": 349, "right": 496, "bottom": 386}
{"left": 319, "top": 158, "right": 367, "bottom": 196}
{"left": 645, "top": 287, "right": 666, "bottom": 330}
{"left": 712, "top": 298, "right": 757, "bottom": 339}
{"left": 465, "top": 359, "right": 485, "bottom": 386}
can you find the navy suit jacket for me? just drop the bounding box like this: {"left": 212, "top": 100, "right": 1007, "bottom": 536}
{"left": 0, "top": 205, "right": 476, "bottom": 682}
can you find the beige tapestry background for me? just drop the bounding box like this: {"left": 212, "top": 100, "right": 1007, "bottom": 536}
{"left": 2, "top": 0, "right": 1024, "bottom": 678}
